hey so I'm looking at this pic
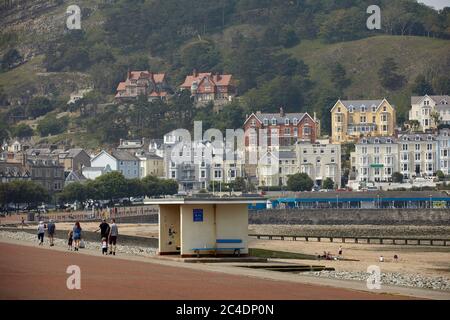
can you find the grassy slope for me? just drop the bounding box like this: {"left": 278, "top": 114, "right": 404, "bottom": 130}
{"left": 287, "top": 35, "right": 450, "bottom": 120}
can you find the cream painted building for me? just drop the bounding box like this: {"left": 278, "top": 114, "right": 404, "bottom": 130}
{"left": 137, "top": 152, "right": 164, "bottom": 178}
{"left": 409, "top": 95, "right": 450, "bottom": 131}
{"left": 297, "top": 142, "right": 341, "bottom": 187}
{"left": 331, "top": 99, "right": 396, "bottom": 143}
{"left": 256, "top": 150, "right": 298, "bottom": 187}
{"left": 351, "top": 137, "right": 399, "bottom": 182}
{"left": 398, "top": 133, "right": 437, "bottom": 179}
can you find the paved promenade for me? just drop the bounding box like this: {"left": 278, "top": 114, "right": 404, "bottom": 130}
{"left": 0, "top": 242, "right": 406, "bottom": 300}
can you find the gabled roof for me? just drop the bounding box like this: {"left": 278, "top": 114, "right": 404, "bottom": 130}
{"left": 331, "top": 98, "right": 392, "bottom": 112}
{"left": 65, "top": 170, "right": 87, "bottom": 182}
{"left": 244, "top": 111, "right": 315, "bottom": 126}
{"left": 129, "top": 71, "right": 165, "bottom": 83}
{"left": 180, "top": 72, "right": 232, "bottom": 88}
{"left": 411, "top": 95, "right": 449, "bottom": 107}
{"left": 111, "top": 150, "right": 140, "bottom": 161}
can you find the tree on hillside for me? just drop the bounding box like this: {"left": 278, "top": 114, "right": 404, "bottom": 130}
{"left": 330, "top": 63, "right": 351, "bottom": 93}
{"left": 1, "top": 48, "right": 22, "bottom": 71}
{"left": 287, "top": 173, "right": 314, "bottom": 192}
{"left": 378, "top": 58, "right": 406, "bottom": 90}
{"left": 37, "top": 115, "right": 68, "bottom": 137}
{"left": 25, "top": 97, "right": 54, "bottom": 119}
{"left": 412, "top": 75, "right": 434, "bottom": 95}
{"left": 433, "top": 76, "right": 450, "bottom": 95}
{"left": 11, "top": 124, "right": 33, "bottom": 138}
{"left": 180, "top": 40, "right": 221, "bottom": 73}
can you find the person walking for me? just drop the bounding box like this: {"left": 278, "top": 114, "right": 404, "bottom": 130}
{"left": 37, "top": 221, "right": 45, "bottom": 245}
{"left": 47, "top": 219, "right": 56, "bottom": 246}
{"left": 338, "top": 246, "right": 343, "bottom": 257}
{"left": 108, "top": 218, "right": 118, "bottom": 255}
{"left": 72, "top": 221, "right": 82, "bottom": 251}
{"left": 67, "top": 230, "right": 73, "bottom": 251}
{"left": 21, "top": 217, "right": 25, "bottom": 229}
{"left": 96, "top": 219, "right": 110, "bottom": 240}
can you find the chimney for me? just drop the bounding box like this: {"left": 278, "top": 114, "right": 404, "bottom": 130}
{"left": 314, "top": 112, "right": 317, "bottom": 121}
{"left": 120, "top": 139, "right": 123, "bottom": 146}
{"left": 280, "top": 107, "right": 285, "bottom": 117}
{"left": 193, "top": 69, "right": 198, "bottom": 77}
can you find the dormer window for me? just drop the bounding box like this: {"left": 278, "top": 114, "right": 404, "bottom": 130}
{"left": 374, "top": 138, "right": 379, "bottom": 144}
{"left": 362, "top": 138, "right": 367, "bottom": 144}
{"left": 441, "top": 100, "right": 448, "bottom": 105}
{"left": 427, "top": 135, "right": 433, "bottom": 141}
{"left": 293, "top": 118, "right": 298, "bottom": 125}
{"left": 387, "top": 138, "right": 392, "bottom": 144}
{"left": 271, "top": 118, "right": 277, "bottom": 125}
{"left": 285, "top": 118, "right": 289, "bottom": 125}
{"left": 349, "top": 106, "right": 354, "bottom": 113}
{"left": 372, "top": 105, "right": 376, "bottom": 112}
{"left": 415, "top": 135, "right": 420, "bottom": 141}
{"left": 263, "top": 118, "right": 268, "bottom": 125}
{"left": 361, "top": 105, "right": 367, "bottom": 113}
{"left": 403, "top": 136, "right": 408, "bottom": 141}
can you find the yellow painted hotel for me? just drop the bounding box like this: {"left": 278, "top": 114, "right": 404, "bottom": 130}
{"left": 331, "top": 99, "right": 396, "bottom": 144}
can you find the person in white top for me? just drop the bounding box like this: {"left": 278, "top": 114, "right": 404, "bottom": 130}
{"left": 37, "top": 221, "right": 45, "bottom": 245}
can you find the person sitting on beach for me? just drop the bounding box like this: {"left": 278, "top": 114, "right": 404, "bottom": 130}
{"left": 379, "top": 255, "right": 384, "bottom": 262}
{"left": 101, "top": 237, "right": 108, "bottom": 255}
{"left": 393, "top": 254, "right": 399, "bottom": 262}
{"left": 68, "top": 230, "right": 73, "bottom": 251}
{"left": 338, "top": 246, "right": 343, "bottom": 257}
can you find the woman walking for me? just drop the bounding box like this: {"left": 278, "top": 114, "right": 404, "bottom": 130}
{"left": 37, "top": 221, "right": 45, "bottom": 245}
{"left": 72, "top": 221, "right": 82, "bottom": 251}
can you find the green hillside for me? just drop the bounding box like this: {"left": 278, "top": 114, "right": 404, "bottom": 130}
{"left": 287, "top": 35, "right": 450, "bottom": 122}
{"left": 1, "top": 0, "right": 449, "bottom": 147}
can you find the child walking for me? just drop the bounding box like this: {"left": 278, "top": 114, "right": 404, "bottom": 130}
{"left": 67, "top": 230, "right": 73, "bottom": 251}
{"left": 101, "top": 237, "right": 108, "bottom": 255}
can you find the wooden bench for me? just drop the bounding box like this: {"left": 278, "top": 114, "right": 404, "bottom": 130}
{"left": 192, "top": 239, "right": 244, "bottom": 257}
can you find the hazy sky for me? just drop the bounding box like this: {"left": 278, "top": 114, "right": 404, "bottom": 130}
{"left": 418, "top": 0, "right": 450, "bottom": 10}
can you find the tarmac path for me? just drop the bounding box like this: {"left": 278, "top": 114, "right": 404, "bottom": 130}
{"left": 0, "top": 242, "right": 407, "bottom": 300}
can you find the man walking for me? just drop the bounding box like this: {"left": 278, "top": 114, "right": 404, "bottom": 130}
{"left": 108, "top": 218, "right": 119, "bottom": 255}
{"left": 47, "top": 219, "right": 56, "bottom": 246}
{"left": 96, "top": 219, "right": 110, "bottom": 240}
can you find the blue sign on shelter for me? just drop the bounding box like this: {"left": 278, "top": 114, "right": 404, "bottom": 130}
{"left": 193, "top": 208, "right": 203, "bottom": 222}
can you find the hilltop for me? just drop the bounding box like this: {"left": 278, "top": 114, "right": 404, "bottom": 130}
{"left": 0, "top": 0, "right": 449, "bottom": 148}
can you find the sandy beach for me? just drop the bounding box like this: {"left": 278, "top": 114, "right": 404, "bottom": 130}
{"left": 19, "top": 222, "right": 450, "bottom": 280}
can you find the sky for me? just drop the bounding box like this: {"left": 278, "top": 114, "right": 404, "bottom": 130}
{"left": 418, "top": 0, "right": 450, "bottom": 10}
